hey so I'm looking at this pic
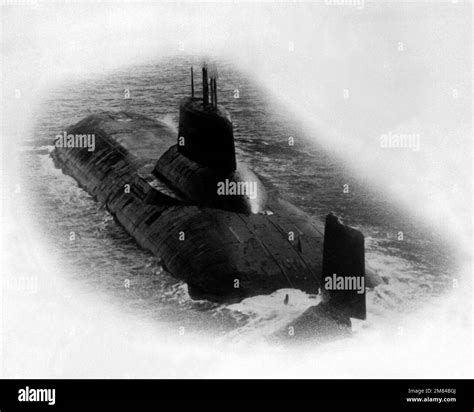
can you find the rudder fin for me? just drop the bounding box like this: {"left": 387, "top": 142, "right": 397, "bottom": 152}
{"left": 322, "top": 212, "right": 366, "bottom": 320}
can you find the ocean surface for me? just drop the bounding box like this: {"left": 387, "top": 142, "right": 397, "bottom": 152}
{"left": 20, "top": 55, "right": 458, "bottom": 342}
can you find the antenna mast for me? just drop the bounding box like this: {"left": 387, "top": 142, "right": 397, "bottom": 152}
{"left": 202, "top": 66, "right": 209, "bottom": 106}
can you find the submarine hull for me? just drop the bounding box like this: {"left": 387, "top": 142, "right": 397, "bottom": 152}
{"left": 51, "top": 111, "right": 381, "bottom": 303}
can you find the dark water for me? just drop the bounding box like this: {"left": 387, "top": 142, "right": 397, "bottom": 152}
{"left": 20, "top": 55, "right": 457, "bottom": 340}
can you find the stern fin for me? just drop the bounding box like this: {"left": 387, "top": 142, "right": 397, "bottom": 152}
{"left": 322, "top": 212, "right": 366, "bottom": 320}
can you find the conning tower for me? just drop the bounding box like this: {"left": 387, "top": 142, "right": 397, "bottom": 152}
{"left": 177, "top": 65, "right": 236, "bottom": 171}
{"left": 154, "top": 65, "right": 267, "bottom": 214}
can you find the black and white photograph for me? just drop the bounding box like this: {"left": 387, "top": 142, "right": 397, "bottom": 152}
{"left": 0, "top": 0, "right": 472, "bottom": 406}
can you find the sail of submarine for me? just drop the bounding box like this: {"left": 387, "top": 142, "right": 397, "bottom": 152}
{"left": 51, "top": 65, "right": 383, "bottom": 322}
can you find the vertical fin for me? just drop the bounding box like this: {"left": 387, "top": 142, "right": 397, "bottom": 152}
{"left": 322, "top": 212, "right": 366, "bottom": 320}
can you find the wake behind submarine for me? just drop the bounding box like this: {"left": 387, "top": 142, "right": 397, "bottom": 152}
{"left": 51, "top": 65, "right": 383, "bottom": 329}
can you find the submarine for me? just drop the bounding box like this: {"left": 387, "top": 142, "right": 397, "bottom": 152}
{"left": 51, "top": 65, "right": 383, "bottom": 326}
